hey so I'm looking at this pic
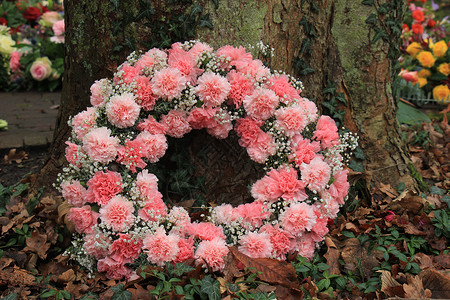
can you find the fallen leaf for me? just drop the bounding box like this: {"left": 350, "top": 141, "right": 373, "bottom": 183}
{"left": 403, "top": 275, "right": 432, "bottom": 299}
{"left": 3, "top": 149, "right": 28, "bottom": 164}
{"left": 378, "top": 270, "right": 401, "bottom": 294}
{"left": 420, "top": 268, "right": 450, "bottom": 299}
{"left": 0, "top": 267, "right": 37, "bottom": 286}
{"left": 57, "top": 269, "right": 76, "bottom": 283}
{"left": 340, "top": 238, "right": 382, "bottom": 279}
{"left": 274, "top": 285, "right": 304, "bottom": 300}
{"left": 414, "top": 253, "right": 434, "bottom": 270}
{"left": 433, "top": 254, "right": 450, "bottom": 269}
{"left": 324, "top": 236, "right": 341, "bottom": 275}
{"left": 24, "top": 230, "right": 50, "bottom": 259}
{"left": 223, "top": 251, "right": 243, "bottom": 282}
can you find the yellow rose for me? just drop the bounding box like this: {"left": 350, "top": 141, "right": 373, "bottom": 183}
{"left": 438, "top": 63, "right": 450, "bottom": 76}
{"left": 0, "top": 34, "right": 15, "bottom": 56}
{"left": 433, "top": 85, "right": 450, "bottom": 103}
{"left": 418, "top": 69, "right": 431, "bottom": 78}
{"left": 417, "top": 77, "right": 427, "bottom": 88}
{"left": 432, "top": 40, "right": 448, "bottom": 58}
{"left": 416, "top": 51, "right": 436, "bottom": 68}
{"left": 406, "top": 42, "right": 422, "bottom": 57}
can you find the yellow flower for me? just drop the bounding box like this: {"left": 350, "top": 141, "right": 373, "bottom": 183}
{"left": 416, "top": 51, "right": 436, "bottom": 68}
{"left": 433, "top": 85, "right": 450, "bottom": 103}
{"left": 437, "top": 63, "right": 450, "bottom": 76}
{"left": 417, "top": 77, "right": 427, "bottom": 88}
{"left": 418, "top": 69, "right": 431, "bottom": 78}
{"left": 406, "top": 42, "right": 422, "bottom": 57}
{"left": 0, "top": 34, "right": 15, "bottom": 56}
{"left": 432, "top": 40, "right": 448, "bottom": 58}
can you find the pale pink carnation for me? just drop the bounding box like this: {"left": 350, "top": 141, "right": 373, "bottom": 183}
{"left": 83, "top": 233, "right": 111, "bottom": 259}
{"left": 86, "top": 170, "right": 123, "bottom": 206}
{"left": 116, "top": 138, "right": 147, "bottom": 173}
{"left": 82, "top": 127, "right": 119, "bottom": 163}
{"left": 226, "top": 70, "right": 254, "bottom": 108}
{"left": 310, "top": 208, "right": 329, "bottom": 242}
{"left": 160, "top": 110, "right": 191, "bottom": 138}
{"left": 115, "top": 63, "right": 139, "bottom": 85}
{"left": 328, "top": 169, "right": 349, "bottom": 205}
{"left": 243, "top": 87, "right": 279, "bottom": 120}
{"left": 72, "top": 107, "right": 97, "bottom": 140}
{"left": 167, "top": 207, "right": 191, "bottom": 231}
{"left": 168, "top": 46, "right": 203, "bottom": 84}
{"left": 274, "top": 106, "right": 308, "bottom": 137}
{"left": 267, "top": 166, "right": 307, "bottom": 201}
{"left": 189, "top": 42, "right": 213, "bottom": 59}
{"left": 251, "top": 175, "right": 282, "bottom": 203}
{"left": 99, "top": 196, "right": 135, "bottom": 232}
{"left": 97, "top": 257, "right": 133, "bottom": 280}
{"left": 52, "top": 19, "right": 65, "bottom": 36}
{"left": 186, "top": 222, "right": 226, "bottom": 241}
{"left": 259, "top": 224, "right": 296, "bottom": 259}
{"left": 136, "top": 132, "right": 168, "bottom": 163}
{"left": 297, "top": 98, "right": 318, "bottom": 122}
{"left": 300, "top": 157, "right": 331, "bottom": 192}
{"left": 212, "top": 204, "right": 238, "bottom": 225}
{"left": 288, "top": 136, "right": 321, "bottom": 166}
{"left": 135, "top": 48, "right": 167, "bottom": 72}
{"left": 173, "top": 237, "right": 195, "bottom": 263}
{"left": 138, "top": 194, "right": 167, "bottom": 222}
{"left": 238, "top": 232, "right": 273, "bottom": 259}
{"left": 195, "top": 238, "right": 229, "bottom": 272}
{"left": 61, "top": 180, "right": 87, "bottom": 207}
{"left": 137, "top": 116, "right": 166, "bottom": 134}
{"left": 234, "top": 118, "right": 264, "bottom": 148}
{"left": 312, "top": 116, "right": 339, "bottom": 149}
{"left": 136, "top": 170, "right": 159, "bottom": 199}
{"left": 246, "top": 132, "right": 277, "bottom": 164}
{"left": 207, "top": 119, "right": 233, "bottom": 139}
{"left": 295, "top": 233, "right": 316, "bottom": 259}
{"left": 187, "top": 107, "right": 217, "bottom": 129}
{"left": 280, "top": 202, "right": 317, "bottom": 236}
{"left": 134, "top": 76, "right": 158, "bottom": 110}
{"left": 151, "top": 67, "right": 187, "bottom": 100}
{"left": 68, "top": 206, "right": 99, "bottom": 234}
{"left": 239, "top": 59, "right": 271, "bottom": 81}
{"left": 216, "top": 45, "right": 253, "bottom": 70}
{"left": 9, "top": 51, "right": 22, "bottom": 72}
{"left": 143, "top": 227, "right": 179, "bottom": 266}
{"left": 109, "top": 234, "right": 143, "bottom": 263}
{"left": 90, "top": 79, "right": 112, "bottom": 108}
{"left": 106, "top": 93, "right": 140, "bottom": 128}
{"left": 267, "top": 75, "right": 300, "bottom": 104}
{"left": 235, "top": 202, "right": 271, "bottom": 229}
{"left": 65, "top": 141, "right": 83, "bottom": 167}
{"left": 195, "top": 72, "right": 231, "bottom": 107}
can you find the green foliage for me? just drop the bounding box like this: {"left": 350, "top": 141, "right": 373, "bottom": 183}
{"left": 0, "top": 182, "right": 29, "bottom": 216}
{"left": 431, "top": 208, "right": 450, "bottom": 239}
{"left": 110, "top": 283, "right": 132, "bottom": 300}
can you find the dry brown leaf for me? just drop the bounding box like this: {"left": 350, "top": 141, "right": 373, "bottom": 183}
{"left": 403, "top": 275, "right": 432, "bottom": 299}
{"left": 274, "top": 285, "right": 304, "bottom": 300}
{"left": 57, "top": 269, "right": 76, "bottom": 283}
{"left": 229, "top": 246, "right": 299, "bottom": 289}
{"left": 3, "top": 149, "right": 28, "bottom": 164}
{"left": 420, "top": 268, "right": 450, "bottom": 299}
{"left": 340, "top": 238, "right": 381, "bottom": 278}
{"left": 433, "top": 254, "right": 450, "bottom": 269}
{"left": 379, "top": 183, "right": 398, "bottom": 198}
{"left": 414, "top": 253, "right": 434, "bottom": 270}
{"left": 378, "top": 270, "right": 401, "bottom": 293}
{"left": 2, "top": 209, "right": 29, "bottom": 234}
{"left": 324, "top": 236, "right": 341, "bottom": 275}
{"left": 24, "top": 230, "right": 50, "bottom": 259}
{"left": 404, "top": 223, "right": 426, "bottom": 235}
{"left": 223, "top": 251, "right": 243, "bottom": 282}
{"left": 0, "top": 267, "right": 37, "bottom": 286}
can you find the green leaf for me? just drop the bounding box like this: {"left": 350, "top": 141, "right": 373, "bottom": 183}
{"left": 430, "top": 186, "right": 444, "bottom": 195}
{"left": 365, "top": 13, "right": 377, "bottom": 25}
{"left": 348, "top": 160, "right": 364, "bottom": 172}
{"left": 41, "top": 290, "right": 58, "bottom": 298}
{"left": 175, "top": 285, "right": 184, "bottom": 295}
{"left": 111, "top": 290, "right": 132, "bottom": 300}
{"left": 200, "top": 276, "right": 221, "bottom": 300}
{"left": 341, "top": 231, "right": 355, "bottom": 238}
{"left": 397, "top": 101, "right": 431, "bottom": 125}
{"left": 372, "top": 28, "right": 388, "bottom": 43}
{"left": 361, "top": 0, "right": 373, "bottom": 5}
{"left": 172, "top": 263, "right": 196, "bottom": 276}
{"left": 354, "top": 147, "right": 365, "bottom": 160}
{"left": 1, "top": 293, "right": 18, "bottom": 300}
{"left": 317, "top": 263, "right": 330, "bottom": 271}
{"left": 79, "top": 293, "right": 98, "bottom": 300}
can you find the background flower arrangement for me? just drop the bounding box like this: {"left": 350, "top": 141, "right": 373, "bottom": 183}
{"left": 397, "top": 0, "right": 450, "bottom": 104}
{"left": 0, "top": 0, "right": 64, "bottom": 91}
{"left": 56, "top": 41, "right": 358, "bottom": 280}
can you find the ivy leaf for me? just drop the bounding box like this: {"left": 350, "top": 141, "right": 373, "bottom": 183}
{"left": 349, "top": 160, "right": 364, "bottom": 172}
{"left": 322, "top": 83, "right": 336, "bottom": 95}
{"left": 172, "top": 263, "right": 196, "bottom": 276}
{"left": 200, "top": 276, "right": 221, "bottom": 300}
{"left": 354, "top": 147, "right": 365, "bottom": 160}
{"left": 372, "top": 28, "right": 388, "bottom": 43}
{"left": 365, "top": 13, "right": 377, "bottom": 25}
{"left": 1, "top": 293, "right": 18, "bottom": 300}
{"left": 190, "top": 1, "right": 203, "bottom": 17}
{"left": 361, "top": 0, "right": 373, "bottom": 5}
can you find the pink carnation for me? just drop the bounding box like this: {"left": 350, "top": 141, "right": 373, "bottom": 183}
{"left": 188, "top": 42, "right": 213, "bottom": 59}
{"left": 235, "top": 202, "right": 271, "bottom": 228}
{"left": 134, "top": 76, "right": 158, "bottom": 110}
{"left": 195, "top": 72, "right": 231, "bottom": 107}
{"left": 83, "top": 233, "right": 111, "bottom": 259}
{"left": 243, "top": 87, "right": 279, "bottom": 120}
{"left": 109, "top": 234, "right": 143, "bottom": 263}
{"left": 187, "top": 107, "right": 217, "bottom": 129}
{"left": 312, "top": 116, "right": 339, "bottom": 149}
{"left": 143, "top": 227, "right": 179, "bottom": 266}
{"left": 72, "top": 107, "right": 97, "bottom": 140}
{"left": 295, "top": 233, "right": 316, "bottom": 259}
{"left": 65, "top": 141, "right": 83, "bottom": 168}
{"left": 137, "top": 116, "right": 166, "bottom": 134}
{"left": 61, "top": 180, "right": 87, "bottom": 207}
{"left": 168, "top": 46, "right": 203, "bottom": 84}
{"left": 136, "top": 170, "right": 159, "bottom": 199}
{"left": 238, "top": 232, "right": 273, "bottom": 259}
{"left": 195, "top": 238, "right": 229, "bottom": 272}
{"left": 274, "top": 105, "right": 308, "bottom": 137}
{"left": 90, "top": 79, "right": 111, "bottom": 108}
{"left": 280, "top": 202, "right": 316, "bottom": 236}
{"left": 259, "top": 224, "right": 296, "bottom": 259}
{"left": 115, "top": 63, "right": 139, "bottom": 85}
{"left": 216, "top": 45, "right": 253, "bottom": 70}
{"left": 251, "top": 175, "right": 282, "bottom": 203}
{"left": 207, "top": 119, "right": 233, "bottom": 139}
{"left": 136, "top": 132, "right": 168, "bottom": 163}
{"left": 106, "top": 93, "right": 140, "bottom": 128}
{"left": 68, "top": 206, "right": 99, "bottom": 234}
{"left": 167, "top": 207, "right": 191, "bottom": 231}
{"left": 86, "top": 170, "right": 123, "bottom": 206}
{"left": 234, "top": 118, "right": 264, "bottom": 148}
{"left": 9, "top": 51, "right": 22, "bottom": 72}
{"left": 173, "top": 237, "right": 195, "bottom": 263}
{"left": 328, "top": 169, "right": 349, "bottom": 205}
{"left": 82, "top": 127, "right": 119, "bottom": 164}
{"left": 267, "top": 166, "right": 307, "bottom": 201}
{"left": 151, "top": 67, "right": 187, "bottom": 100}
{"left": 99, "top": 196, "right": 135, "bottom": 232}
{"left": 297, "top": 98, "right": 318, "bottom": 122}
{"left": 97, "top": 257, "right": 133, "bottom": 280}
{"left": 300, "top": 156, "right": 331, "bottom": 192}
{"left": 267, "top": 75, "right": 300, "bottom": 104}
{"left": 212, "top": 204, "right": 238, "bottom": 225}
{"left": 135, "top": 48, "right": 167, "bottom": 73}
{"left": 116, "top": 138, "right": 147, "bottom": 173}
{"left": 310, "top": 207, "right": 329, "bottom": 242}
{"left": 186, "top": 222, "right": 225, "bottom": 241}
{"left": 160, "top": 110, "right": 191, "bottom": 138}
{"left": 246, "top": 132, "right": 277, "bottom": 163}
{"left": 288, "top": 136, "right": 321, "bottom": 166}
{"left": 239, "top": 59, "right": 271, "bottom": 81}
{"left": 138, "top": 193, "right": 167, "bottom": 222}
{"left": 226, "top": 70, "right": 255, "bottom": 108}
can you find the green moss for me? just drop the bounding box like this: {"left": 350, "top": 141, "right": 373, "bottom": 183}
{"left": 408, "top": 163, "right": 429, "bottom": 192}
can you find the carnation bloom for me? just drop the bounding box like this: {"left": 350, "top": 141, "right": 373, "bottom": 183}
{"left": 167, "top": 206, "right": 191, "bottom": 232}
{"left": 195, "top": 72, "right": 231, "bottom": 107}
{"left": 433, "top": 85, "right": 450, "bottom": 103}
{"left": 97, "top": 257, "right": 133, "bottom": 280}
{"left": 216, "top": 45, "right": 253, "bottom": 70}
{"left": 243, "top": 87, "right": 279, "bottom": 120}
{"left": 328, "top": 169, "right": 350, "bottom": 204}
{"left": 432, "top": 40, "right": 448, "bottom": 58}
{"left": 288, "top": 135, "right": 321, "bottom": 166}
{"left": 137, "top": 116, "right": 166, "bottom": 134}
{"left": 187, "top": 107, "right": 217, "bottom": 129}
{"left": 138, "top": 193, "right": 167, "bottom": 222}
{"left": 312, "top": 115, "right": 339, "bottom": 149}
{"left": 400, "top": 70, "right": 419, "bottom": 83}
{"left": 268, "top": 166, "right": 307, "bottom": 201}
{"left": 416, "top": 51, "right": 436, "bottom": 68}
{"left": 411, "top": 23, "right": 424, "bottom": 35}
{"left": 168, "top": 46, "right": 203, "bottom": 84}
{"left": 115, "top": 63, "right": 139, "bottom": 85}
{"left": 188, "top": 42, "right": 213, "bottom": 59}
{"left": 72, "top": 107, "right": 97, "bottom": 140}
{"left": 136, "top": 132, "right": 168, "bottom": 163}
{"left": 90, "top": 79, "right": 112, "bottom": 108}
{"left": 65, "top": 141, "right": 83, "bottom": 167}
{"left": 259, "top": 224, "right": 296, "bottom": 259}
{"left": 412, "top": 10, "right": 425, "bottom": 23}
{"left": 297, "top": 98, "right": 318, "bottom": 122}
{"left": 295, "top": 234, "right": 316, "bottom": 259}
{"left": 186, "top": 222, "right": 226, "bottom": 241}
{"left": 61, "top": 180, "right": 87, "bottom": 207}
{"left": 280, "top": 202, "right": 317, "bottom": 236}
{"left": 136, "top": 170, "right": 159, "bottom": 199}
{"left": 300, "top": 156, "right": 331, "bottom": 192}
{"left": 406, "top": 42, "right": 422, "bottom": 57}
{"left": 206, "top": 118, "right": 233, "bottom": 139}
{"left": 109, "top": 234, "right": 143, "bottom": 263}
{"left": 226, "top": 70, "right": 254, "bottom": 107}
{"left": 82, "top": 127, "right": 119, "bottom": 163}
{"left": 438, "top": 63, "right": 450, "bottom": 76}
{"left": 310, "top": 208, "right": 329, "bottom": 242}
{"left": 211, "top": 204, "right": 238, "bottom": 225}
{"left": 99, "top": 196, "right": 135, "bottom": 232}
{"left": 151, "top": 67, "right": 187, "bottom": 100}
{"left": 83, "top": 233, "right": 110, "bottom": 259}
{"left": 173, "top": 237, "right": 195, "bottom": 263}
{"left": 238, "top": 232, "right": 273, "bottom": 258}
{"left": 9, "top": 51, "right": 22, "bottom": 72}
{"left": 267, "top": 75, "right": 300, "bottom": 104}
{"left": 235, "top": 202, "right": 271, "bottom": 228}
{"left": 160, "top": 110, "right": 191, "bottom": 138}
{"left": 134, "top": 75, "right": 158, "bottom": 110}
{"left": 239, "top": 59, "right": 271, "bottom": 81}
{"left": 235, "top": 118, "right": 264, "bottom": 148}
{"left": 86, "top": 170, "right": 123, "bottom": 206}
{"left": 274, "top": 105, "right": 308, "bottom": 137}
{"left": 106, "top": 93, "right": 140, "bottom": 128}
{"left": 246, "top": 131, "right": 277, "bottom": 163}
{"left": 116, "top": 138, "right": 147, "bottom": 173}
{"left": 251, "top": 174, "right": 282, "bottom": 202}
{"left": 195, "top": 238, "right": 229, "bottom": 272}
{"left": 68, "top": 206, "right": 99, "bottom": 234}
{"left": 143, "top": 227, "right": 179, "bottom": 266}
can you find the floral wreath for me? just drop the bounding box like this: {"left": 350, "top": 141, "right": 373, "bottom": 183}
{"left": 57, "top": 41, "right": 357, "bottom": 280}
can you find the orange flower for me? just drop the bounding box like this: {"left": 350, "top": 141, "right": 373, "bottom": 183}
{"left": 412, "top": 10, "right": 425, "bottom": 23}
{"left": 433, "top": 85, "right": 450, "bottom": 103}
{"left": 406, "top": 42, "right": 422, "bottom": 57}
{"left": 416, "top": 51, "right": 436, "bottom": 68}
{"left": 412, "top": 24, "right": 424, "bottom": 35}
{"left": 418, "top": 69, "right": 431, "bottom": 78}
{"left": 417, "top": 77, "right": 427, "bottom": 88}
{"left": 432, "top": 40, "right": 448, "bottom": 58}
{"left": 438, "top": 63, "right": 450, "bottom": 76}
